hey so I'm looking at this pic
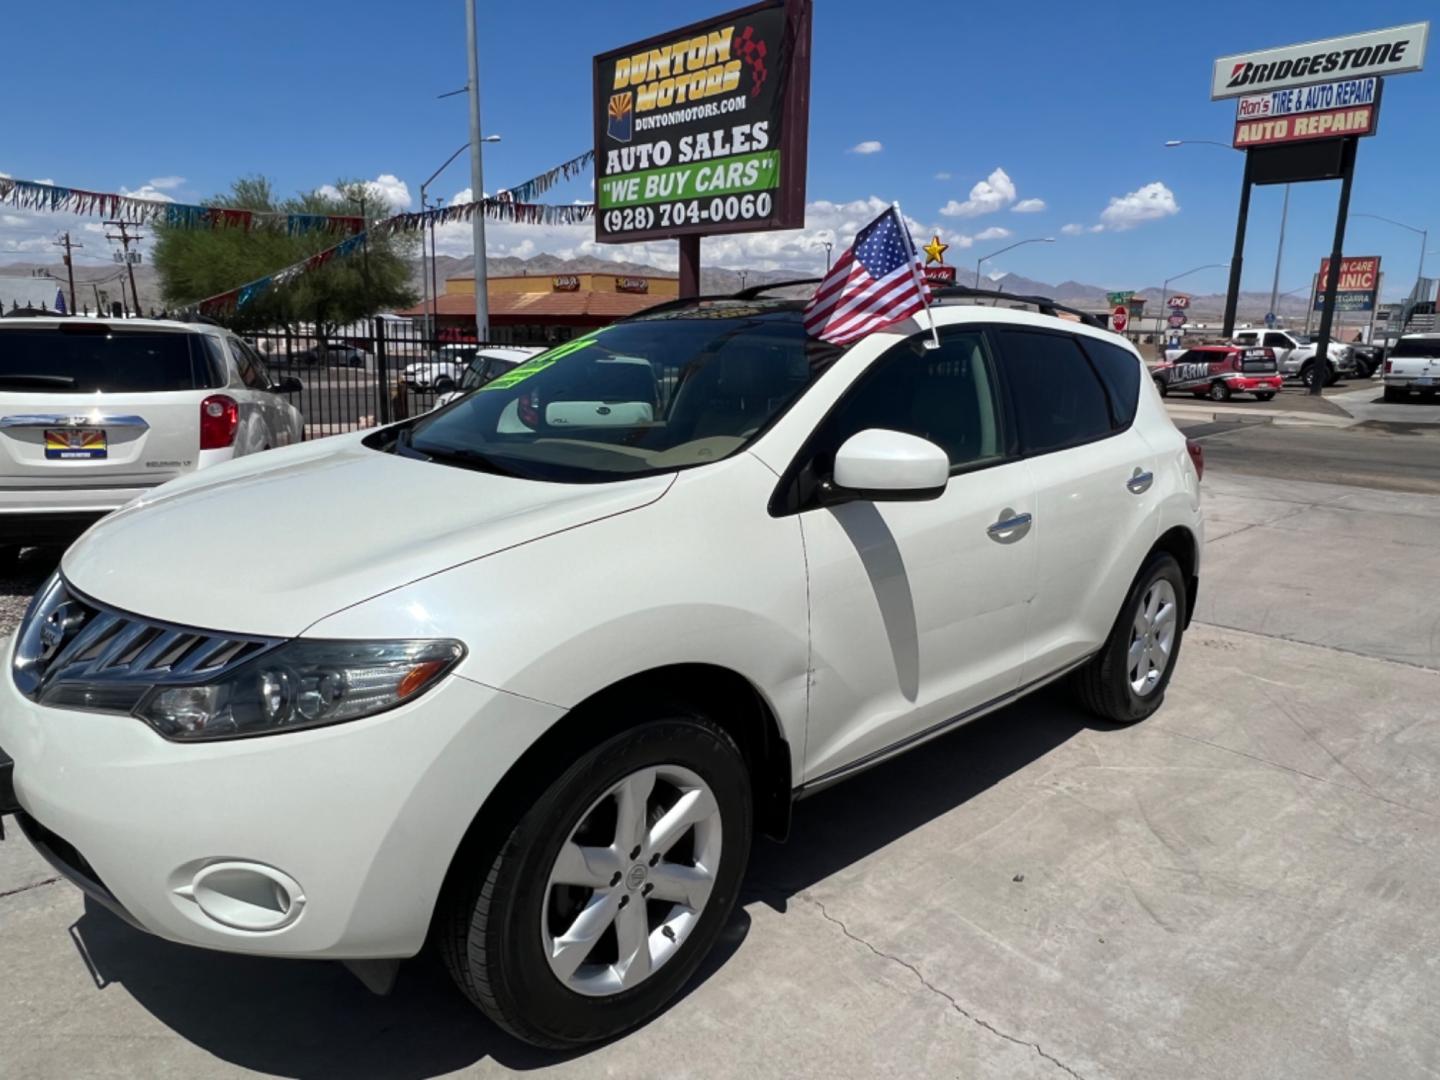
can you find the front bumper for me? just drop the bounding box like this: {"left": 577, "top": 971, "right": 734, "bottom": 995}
{"left": 0, "top": 640, "right": 565, "bottom": 959}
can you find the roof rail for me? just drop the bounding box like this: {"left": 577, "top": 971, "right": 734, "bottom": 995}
{"left": 733, "top": 277, "right": 822, "bottom": 299}
{"left": 930, "top": 285, "right": 1110, "bottom": 330}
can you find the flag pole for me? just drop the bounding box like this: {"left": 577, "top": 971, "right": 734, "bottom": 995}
{"left": 894, "top": 201, "right": 940, "bottom": 350}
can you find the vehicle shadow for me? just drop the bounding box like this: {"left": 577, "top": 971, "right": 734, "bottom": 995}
{"left": 66, "top": 687, "right": 1103, "bottom": 1078}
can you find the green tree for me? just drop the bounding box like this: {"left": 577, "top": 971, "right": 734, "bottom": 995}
{"left": 152, "top": 176, "right": 418, "bottom": 334}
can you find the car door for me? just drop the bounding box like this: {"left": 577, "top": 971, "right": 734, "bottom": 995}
{"left": 992, "top": 328, "right": 1160, "bottom": 683}
{"left": 792, "top": 326, "right": 1038, "bottom": 783}
{"left": 1263, "top": 331, "right": 1296, "bottom": 371}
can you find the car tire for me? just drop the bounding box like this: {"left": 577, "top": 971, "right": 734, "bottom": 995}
{"left": 1254, "top": 392, "right": 1275, "bottom": 401}
{"left": 1072, "top": 551, "right": 1187, "bottom": 725}
{"left": 1383, "top": 386, "right": 1406, "bottom": 403}
{"left": 435, "top": 376, "right": 455, "bottom": 392}
{"left": 1153, "top": 377, "right": 1168, "bottom": 398}
{"left": 1299, "top": 362, "right": 1321, "bottom": 390}
{"left": 0, "top": 545, "right": 21, "bottom": 574}
{"left": 439, "top": 713, "right": 753, "bottom": 1049}
{"left": 1208, "top": 381, "right": 1231, "bottom": 402}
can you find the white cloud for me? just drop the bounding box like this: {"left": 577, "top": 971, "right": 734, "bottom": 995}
{"left": 118, "top": 183, "right": 176, "bottom": 203}
{"left": 847, "top": 140, "right": 883, "bottom": 155}
{"left": 939, "top": 167, "right": 1016, "bottom": 218}
{"left": 1011, "top": 198, "right": 1046, "bottom": 213}
{"left": 1060, "top": 222, "right": 1105, "bottom": 236}
{"left": 933, "top": 171, "right": 952, "bottom": 181}
{"left": 426, "top": 192, "right": 999, "bottom": 275}
{"left": 147, "top": 175, "right": 185, "bottom": 191}
{"left": 974, "top": 226, "right": 1012, "bottom": 242}
{"left": 317, "top": 173, "right": 413, "bottom": 211}
{"left": 1099, "top": 181, "right": 1178, "bottom": 230}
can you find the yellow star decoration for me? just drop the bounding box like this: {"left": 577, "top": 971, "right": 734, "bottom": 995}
{"left": 922, "top": 235, "right": 949, "bottom": 265}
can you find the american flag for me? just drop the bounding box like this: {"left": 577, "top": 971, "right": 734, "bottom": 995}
{"left": 804, "top": 206, "right": 931, "bottom": 345}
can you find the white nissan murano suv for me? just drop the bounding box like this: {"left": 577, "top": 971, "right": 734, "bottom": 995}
{"left": 1, "top": 291, "right": 1204, "bottom": 1047}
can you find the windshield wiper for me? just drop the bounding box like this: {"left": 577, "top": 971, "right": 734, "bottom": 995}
{"left": 413, "top": 442, "right": 524, "bottom": 478}
{"left": 0, "top": 373, "right": 78, "bottom": 387}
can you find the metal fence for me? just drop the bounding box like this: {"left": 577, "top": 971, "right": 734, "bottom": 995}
{"left": 244, "top": 318, "right": 512, "bottom": 440}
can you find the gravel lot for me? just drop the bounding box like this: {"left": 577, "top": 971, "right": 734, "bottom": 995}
{"left": 0, "top": 546, "right": 60, "bottom": 634}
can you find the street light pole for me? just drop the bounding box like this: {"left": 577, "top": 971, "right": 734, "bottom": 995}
{"left": 420, "top": 137, "right": 496, "bottom": 342}
{"left": 465, "top": 0, "right": 489, "bottom": 343}
{"left": 1159, "top": 262, "right": 1228, "bottom": 341}
{"left": 975, "top": 236, "right": 1055, "bottom": 288}
{"left": 1166, "top": 140, "right": 1289, "bottom": 335}
{"left": 1353, "top": 212, "right": 1432, "bottom": 329}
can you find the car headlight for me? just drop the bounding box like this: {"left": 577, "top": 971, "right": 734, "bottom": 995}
{"left": 135, "top": 638, "right": 465, "bottom": 741}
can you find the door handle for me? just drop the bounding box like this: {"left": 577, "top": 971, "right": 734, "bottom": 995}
{"left": 1126, "top": 469, "right": 1154, "bottom": 494}
{"left": 987, "top": 509, "right": 1032, "bottom": 542}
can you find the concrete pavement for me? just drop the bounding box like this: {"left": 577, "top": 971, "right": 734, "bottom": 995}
{"left": 3, "top": 466, "right": 1440, "bottom": 1078}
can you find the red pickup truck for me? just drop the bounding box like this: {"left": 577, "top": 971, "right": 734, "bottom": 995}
{"left": 1151, "top": 345, "right": 1283, "bottom": 402}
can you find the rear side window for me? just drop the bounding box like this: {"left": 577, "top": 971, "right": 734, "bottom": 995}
{"left": 996, "top": 329, "right": 1114, "bottom": 455}
{"left": 0, "top": 328, "right": 214, "bottom": 393}
{"left": 1078, "top": 337, "right": 1141, "bottom": 427}
{"left": 1389, "top": 338, "right": 1440, "bottom": 358}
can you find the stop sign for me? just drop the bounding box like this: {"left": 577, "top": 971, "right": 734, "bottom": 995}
{"left": 1111, "top": 304, "right": 1129, "bottom": 332}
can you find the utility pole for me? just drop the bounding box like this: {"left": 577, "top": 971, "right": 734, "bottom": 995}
{"left": 104, "top": 221, "right": 143, "bottom": 316}
{"left": 465, "top": 0, "right": 490, "bottom": 342}
{"left": 53, "top": 232, "right": 82, "bottom": 314}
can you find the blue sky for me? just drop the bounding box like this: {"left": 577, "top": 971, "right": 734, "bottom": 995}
{"left": 2, "top": 0, "right": 1436, "bottom": 298}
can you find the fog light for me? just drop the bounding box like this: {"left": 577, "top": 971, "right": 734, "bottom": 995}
{"left": 176, "top": 861, "right": 306, "bottom": 932}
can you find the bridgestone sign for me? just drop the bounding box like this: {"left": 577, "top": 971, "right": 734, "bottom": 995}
{"left": 593, "top": 0, "right": 811, "bottom": 245}
{"left": 1211, "top": 22, "right": 1428, "bottom": 100}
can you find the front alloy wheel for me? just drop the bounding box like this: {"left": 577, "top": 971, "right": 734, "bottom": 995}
{"left": 439, "top": 714, "right": 751, "bottom": 1048}
{"left": 542, "top": 764, "right": 722, "bottom": 996}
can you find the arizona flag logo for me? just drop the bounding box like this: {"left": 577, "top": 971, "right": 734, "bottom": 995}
{"left": 607, "top": 92, "right": 633, "bottom": 143}
{"left": 44, "top": 428, "right": 107, "bottom": 460}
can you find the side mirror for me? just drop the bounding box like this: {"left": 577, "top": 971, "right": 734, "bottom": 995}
{"left": 825, "top": 429, "right": 949, "bottom": 504}
{"left": 275, "top": 376, "right": 303, "bottom": 394}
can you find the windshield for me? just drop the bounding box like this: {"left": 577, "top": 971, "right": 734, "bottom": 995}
{"left": 0, "top": 327, "right": 212, "bottom": 393}
{"left": 397, "top": 304, "right": 842, "bottom": 482}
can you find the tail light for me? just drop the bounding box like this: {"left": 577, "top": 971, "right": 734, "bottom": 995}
{"left": 1185, "top": 438, "right": 1204, "bottom": 482}
{"left": 1384, "top": 359, "right": 1392, "bottom": 374}
{"left": 200, "top": 394, "right": 239, "bottom": 450}
{"left": 1264, "top": 348, "right": 1276, "bottom": 360}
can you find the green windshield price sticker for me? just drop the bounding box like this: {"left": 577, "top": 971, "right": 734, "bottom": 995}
{"left": 480, "top": 332, "right": 603, "bottom": 392}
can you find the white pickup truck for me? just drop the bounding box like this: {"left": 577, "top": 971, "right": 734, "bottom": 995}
{"left": 1231, "top": 329, "right": 1355, "bottom": 388}
{"left": 1383, "top": 334, "right": 1440, "bottom": 402}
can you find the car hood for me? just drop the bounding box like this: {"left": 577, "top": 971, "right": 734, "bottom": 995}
{"left": 61, "top": 432, "right": 674, "bottom": 637}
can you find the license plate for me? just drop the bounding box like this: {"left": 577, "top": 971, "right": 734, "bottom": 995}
{"left": 44, "top": 428, "right": 107, "bottom": 460}
{"left": 1417, "top": 377, "right": 1435, "bottom": 387}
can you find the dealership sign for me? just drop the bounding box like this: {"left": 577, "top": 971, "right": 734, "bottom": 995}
{"left": 593, "top": 0, "right": 811, "bottom": 244}
{"left": 1313, "top": 256, "right": 1381, "bottom": 312}
{"left": 1234, "top": 77, "right": 1381, "bottom": 148}
{"left": 1212, "top": 22, "right": 1428, "bottom": 100}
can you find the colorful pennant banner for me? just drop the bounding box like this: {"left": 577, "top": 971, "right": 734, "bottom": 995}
{"left": 494, "top": 150, "right": 594, "bottom": 204}
{"left": 0, "top": 176, "right": 364, "bottom": 235}
{"left": 195, "top": 231, "right": 370, "bottom": 316}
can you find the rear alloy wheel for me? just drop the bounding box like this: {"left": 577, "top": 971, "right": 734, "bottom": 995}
{"left": 439, "top": 714, "right": 752, "bottom": 1048}
{"left": 1073, "top": 552, "right": 1187, "bottom": 724}
{"left": 1208, "top": 381, "right": 1231, "bottom": 402}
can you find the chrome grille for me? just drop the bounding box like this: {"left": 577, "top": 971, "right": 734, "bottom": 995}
{"left": 13, "top": 574, "right": 281, "bottom": 711}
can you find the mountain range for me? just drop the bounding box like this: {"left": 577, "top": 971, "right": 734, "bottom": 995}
{"left": 0, "top": 254, "right": 1328, "bottom": 323}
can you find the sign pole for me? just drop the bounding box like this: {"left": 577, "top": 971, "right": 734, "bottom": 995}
{"left": 1222, "top": 152, "right": 1253, "bottom": 338}
{"left": 465, "top": 0, "right": 490, "bottom": 343}
{"left": 678, "top": 236, "right": 701, "bottom": 299}
{"left": 1367, "top": 273, "right": 1382, "bottom": 344}
{"left": 1310, "top": 138, "right": 1358, "bottom": 396}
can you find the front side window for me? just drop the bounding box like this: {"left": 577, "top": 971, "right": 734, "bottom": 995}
{"left": 394, "top": 304, "right": 843, "bottom": 482}
{"left": 807, "top": 329, "right": 1004, "bottom": 471}
{"left": 996, "top": 329, "right": 1114, "bottom": 454}
{"left": 1263, "top": 332, "right": 1290, "bottom": 348}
